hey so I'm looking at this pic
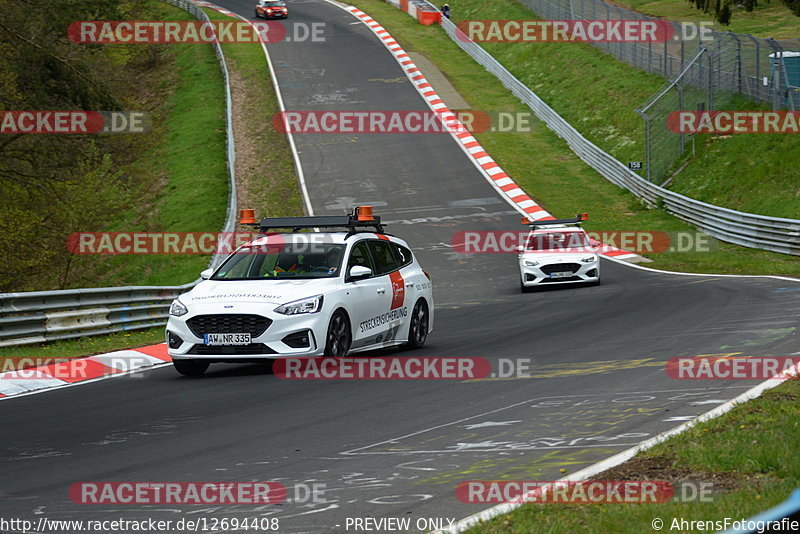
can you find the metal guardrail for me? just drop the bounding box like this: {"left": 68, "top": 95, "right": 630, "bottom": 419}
{"left": 439, "top": 17, "right": 800, "bottom": 256}
{"left": 0, "top": 284, "right": 196, "bottom": 347}
{"left": 0, "top": 0, "right": 237, "bottom": 348}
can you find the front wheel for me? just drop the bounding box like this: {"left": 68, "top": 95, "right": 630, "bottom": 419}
{"left": 405, "top": 299, "right": 429, "bottom": 349}
{"left": 173, "top": 359, "right": 210, "bottom": 377}
{"left": 254, "top": 10, "right": 260, "bottom": 18}
{"left": 324, "top": 310, "right": 351, "bottom": 359}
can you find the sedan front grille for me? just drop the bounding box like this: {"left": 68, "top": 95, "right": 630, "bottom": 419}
{"left": 186, "top": 314, "right": 271, "bottom": 338}
{"left": 540, "top": 263, "right": 581, "bottom": 275}
{"left": 187, "top": 343, "right": 276, "bottom": 355}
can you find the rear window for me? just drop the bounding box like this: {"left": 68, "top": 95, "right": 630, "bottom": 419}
{"left": 368, "top": 240, "right": 400, "bottom": 275}
{"left": 393, "top": 244, "right": 413, "bottom": 267}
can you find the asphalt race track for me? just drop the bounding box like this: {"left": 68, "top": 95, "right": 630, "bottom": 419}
{"left": 1, "top": 1, "right": 799, "bottom": 532}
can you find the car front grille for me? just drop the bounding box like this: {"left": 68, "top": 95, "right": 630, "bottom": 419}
{"left": 186, "top": 314, "right": 272, "bottom": 338}
{"left": 540, "top": 263, "right": 581, "bottom": 275}
{"left": 187, "top": 343, "right": 276, "bottom": 355}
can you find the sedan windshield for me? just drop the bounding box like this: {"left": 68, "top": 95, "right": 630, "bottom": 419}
{"left": 212, "top": 244, "right": 345, "bottom": 280}
{"left": 525, "top": 231, "right": 591, "bottom": 251}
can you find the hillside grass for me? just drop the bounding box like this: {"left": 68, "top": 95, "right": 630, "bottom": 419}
{"left": 615, "top": 0, "right": 800, "bottom": 39}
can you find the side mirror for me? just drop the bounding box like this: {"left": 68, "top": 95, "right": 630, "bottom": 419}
{"left": 516, "top": 245, "right": 525, "bottom": 253}
{"left": 348, "top": 265, "right": 372, "bottom": 281}
{"left": 200, "top": 268, "right": 213, "bottom": 280}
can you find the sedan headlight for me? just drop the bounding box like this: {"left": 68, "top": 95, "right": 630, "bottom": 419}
{"left": 523, "top": 260, "right": 540, "bottom": 267}
{"left": 169, "top": 298, "right": 188, "bottom": 317}
{"left": 581, "top": 255, "right": 597, "bottom": 263}
{"left": 274, "top": 295, "right": 323, "bottom": 315}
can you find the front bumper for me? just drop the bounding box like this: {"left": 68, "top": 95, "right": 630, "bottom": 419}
{"left": 519, "top": 259, "right": 599, "bottom": 286}
{"left": 167, "top": 309, "right": 327, "bottom": 360}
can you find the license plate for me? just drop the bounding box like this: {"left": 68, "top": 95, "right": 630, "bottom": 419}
{"left": 203, "top": 333, "right": 251, "bottom": 345}
{"left": 549, "top": 271, "right": 574, "bottom": 279}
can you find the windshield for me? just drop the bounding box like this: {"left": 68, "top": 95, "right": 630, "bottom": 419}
{"left": 525, "top": 231, "right": 591, "bottom": 251}
{"left": 212, "top": 244, "right": 345, "bottom": 280}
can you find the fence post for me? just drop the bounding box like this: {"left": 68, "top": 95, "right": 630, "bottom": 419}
{"left": 731, "top": 32, "right": 742, "bottom": 95}
{"left": 751, "top": 35, "right": 762, "bottom": 102}
{"left": 678, "top": 83, "right": 685, "bottom": 154}
{"left": 635, "top": 109, "right": 652, "bottom": 183}
{"left": 766, "top": 39, "right": 782, "bottom": 111}
{"left": 707, "top": 47, "right": 714, "bottom": 110}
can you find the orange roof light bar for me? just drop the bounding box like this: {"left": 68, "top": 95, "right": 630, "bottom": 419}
{"left": 356, "top": 205, "right": 374, "bottom": 221}
{"left": 246, "top": 209, "right": 385, "bottom": 235}
{"left": 525, "top": 213, "right": 589, "bottom": 227}
{"left": 240, "top": 209, "right": 256, "bottom": 225}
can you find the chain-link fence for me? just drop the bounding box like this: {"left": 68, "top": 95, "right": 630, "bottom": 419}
{"left": 517, "top": 0, "right": 800, "bottom": 182}
{"left": 519, "top": 0, "right": 800, "bottom": 107}
{"left": 634, "top": 45, "right": 742, "bottom": 183}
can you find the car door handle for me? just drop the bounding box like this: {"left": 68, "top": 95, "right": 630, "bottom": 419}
{"left": 377, "top": 288, "right": 386, "bottom": 294}
{"left": 405, "top": 282, "right": 414, "bottom": 287}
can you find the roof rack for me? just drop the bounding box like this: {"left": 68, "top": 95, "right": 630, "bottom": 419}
{"left": 239, "top": 206, "right": 386, "bottom": 236}
{"left": 521, "top": 213, "right": 588, "bottom": 227}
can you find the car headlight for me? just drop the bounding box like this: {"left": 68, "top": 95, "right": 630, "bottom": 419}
{"left": 169, "top": 298, "right": 188, "bottom": 317}
{"left": 274, "top": 295, "right": 323, "bottom": 315}
{"left": 581, "top": 255, "right": 597, "bottom": 263}
{"left": 523, "top": 260, "right": 540, "bottom": 267}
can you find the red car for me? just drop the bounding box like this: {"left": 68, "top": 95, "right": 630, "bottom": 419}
{"left": 255, "top": 0, "right": 288, "bottom": 19}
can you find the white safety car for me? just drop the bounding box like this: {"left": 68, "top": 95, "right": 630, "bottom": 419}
{"left": 518, "top": 213, "right": 600, "bottom": 292}
{"left": 166, "top": 207, "right": 434, "bottom": 376}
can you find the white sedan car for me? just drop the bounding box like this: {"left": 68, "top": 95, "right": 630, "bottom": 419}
{"left": 518, "top": 215, "right": 600, "bottom": 292}
{"left": 166, "top": 210, "right": 433, "bottom": 376}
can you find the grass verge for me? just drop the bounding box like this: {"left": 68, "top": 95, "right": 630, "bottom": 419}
{"left": 345, "top": 0, "right": 800, "bottom": 276}
{"left": 463, "top": 380, "right": 800, "bottom": 533}
{"left": 67, "top": 0, "right": 228, "bottom": 288}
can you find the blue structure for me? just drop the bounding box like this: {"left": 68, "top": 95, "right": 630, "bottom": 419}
{"left": 769, "top": 51, "right": 800, "bottom": 109}
{"left": 719, "top": 488, "right": 800, "bottom": 533}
